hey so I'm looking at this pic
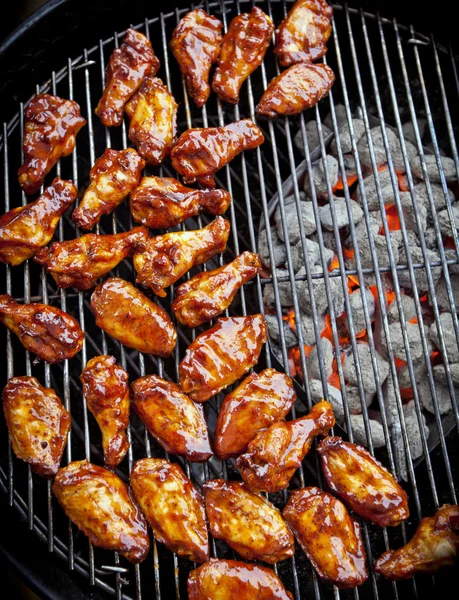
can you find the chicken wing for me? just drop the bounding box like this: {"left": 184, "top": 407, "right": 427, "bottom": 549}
{"left": 256, "top": 63, "right": 335, "bottom": 118}
{"left": 188, "top": 559, "right": 293, "bottom": 600}
{"left": 53, "top": 460, "right": 149, "bottom": 563}
{"left": 283, "top": 487, "right": 368, "bottom": 588}
{"left": 72, "top": 148, "right": 145, "bottom": 231}
{"left": 130, "top": 176, "right": 232, "bottom": 229}
{"left": 374, "top": 504, "right": 459, "bottom": 580}
{"left": 170, "top": 8, "right": 223, "bottom": 107}
{"left": 179, "top": 314, "right": 268, "bottom": 402}
{"left": 236, "top": 400, "right": 335, "bottom": 493}
{"left": 131, "top": 458, "right": 209, "bottom": 562}
{"left": 214, "top": 368, "right": 296, "bottom": 459}
{"left": 212, "top": 7, "right": 274, "bottom": 105}
{"left": 80, "top": 356, "right": 130, "bottom": 469}
{"left": 2, "top": 376, "right": 70, "bottom": 478}
{"left": 95, "top": 28, "right": 160, "bottom": 127}
{"left": 0, "top": 178, "right": 77, "bottom": 266}
{"left": 0, "top": 295, "right": 83, "bottom": 363}
{"left": 18, "top": 95, "right": 86, "bottom": 195}
{"left": 274, "top": 0, "right": 333, "bottom": 67}
{"left": 172, "top": 251, "right": 262, "bottom": 328}
{"left": 203, "top": 479, "right": 294, "bottom": 563}
{"left": 35, "top": 227, "right": 148, "bottom": 290}
{"left": 133, "top": 216, "right": 230, "bottom": 297}
{"left": 170, "top": 119, "right": 264, "bottom": 187}
{"left": 90, "top": 277, "right": 176, "bottom": 357}
{"left": 125, "top": 76, "right": 178, "bottom": 166}
{"left": 317, "top": 436, "right": 409, "bottom": 527}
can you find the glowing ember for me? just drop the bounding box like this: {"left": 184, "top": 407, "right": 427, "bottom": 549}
{"left": 329, "top": 254, "right": 340, "bottom": 272}
{"left": 397, "top": 172, "right": 410, "bottom": 192}
{"left": 332, "top": 173, "right": 358, "bottom": 193}
{"left": 344, "top": 247, "right": 355, "bottom": 260}
{"left": 381, "top": 204, "right": 401, "bottom": 233}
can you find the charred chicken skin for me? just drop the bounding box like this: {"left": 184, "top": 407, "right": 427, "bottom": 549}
{"left": 236, "top": 400, "right": 335, "bottom": 493}
{"left": 53, "top": 460, "right": 150, "bottom": 563}
{"left": 0, "top": 295, "right": 83, "bottom": 363}
{"left": 133, "top": 216, "right": 230, "bottom": 297}
{"left": 95, "top": 28, "right": 160, "bottom": 127}
{"left": 90, "top": 277, "right": 176, "bottom": 357}
{"left": 317, "top": 436, "right": 409, "bottom": 527}
{"left": 170, "top": 8, "right": 223, "bottom": 107}
{"left": 374, "top": 504, "right": 459, "bottom": 580}
{"left": 72, "top": 148, "right": 145, "bottom": 231}
{"left": 0, "top": 178, "right": 78, "bottom": 266}
{"left": 283, "top": 487, "right": 368, "bottom": 588}
{"left": 130, "top": 176, "right": 232, "bottom": 229}
{"left": 131, "top": 375, "right": 212, "bottom": 461}
{"left": 203, "top": 479, "right": 294, "bottom": 564}
{"left": 214, "top": 368, "right": 296, "bottom": 459}
{"left": 212, "top": 7, "right": 274, "bottom": 105}
{"left": 2, "top": 376, "right": 70, "bottom": 478}
{"left": 18, "top": 94, "right": 86, "bottom": 195}
{"left": 170, "top": 119, "right": 265, "bottom": 187}
{"left": 131, "top": 458, "right": 209, "bottom": 563}
{"left": 179, "top": 314, "right": 268, "bottom": 402}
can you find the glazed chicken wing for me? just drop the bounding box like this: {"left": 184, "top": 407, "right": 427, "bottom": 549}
{"left": 133, "top": 216, "right": 230, "bottom": 297}
{"left": 317, "top": 436, "right": 409, "bottom": 527}
{"left": 179, "top": 314, "right": 268, "bottom": 402}
{"left": 130, "top": 176, "right": 231, "bottom": 229}
{"left": 172, "top": 251, "right": 262, "bottom": 328}
{"left": 18, "top": 95, "right": 86, "bottom": 195}
{"left": 95, "top": 28, "right": 160, "bottom": 127}
{"left": 170, "top": 8, "right": 223, "bottom": 107}
{"left": 0, "top": 295, "right": 83, "bottom": 363}
{"left": 215, "top": 368, "right": 296, "bottom": 459}
{"left": 203, "top": 479, "right": 294, "bottom": 563}
{"left": 2, "top": 376, "right": 70, "bottom": 478}
{"left": 53, "top": 460, "right": 149, "bottom": 563}
{"left": 212, "top": 7, "right": 274, "bottom": 105}
{"left": 131, "top": 375, "right": 211, "bottom": 461}
{"left": 374, "top": 504, "right": 459, "bottom": 580}
{"left": 131, "top": 458, "right": 209, "bottom": 562}
{"left": 170, "top": 119, "right": 264, "bottom": 187}
{"left": 283, "top": 487, "right": 368, "bottom": 588}
{"left": 72, "top": 148, "right": 145, "bottom": 231}
{"left": 236, "top": 400, "right": 335, "bottom": 493}
{"left": 0, "top": 178, "right": 77, "bottom": 266}
{"left": 90, "top": 277, "right": 176, "bottom": 357}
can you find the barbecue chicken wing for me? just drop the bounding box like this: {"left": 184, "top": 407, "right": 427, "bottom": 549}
{"left": 317, "top": 436, "right": 409, "bottom": 527}
{"left": 374, "top": 504, "right": 459, "bottom": 580}
{"left": 0, "top": 178, "right": 77, "bottom": 266}
{"left": 257, "top": 63, "right": 335, "bottom": 118}
{"left": 0, "top": 295, "right": 83, "bottom": 363}
{"left": 274, "top": 0, "right": 333, "bottom": 67}
{"left": 2, "top": 376, "right": 70, "bottom": 478}
{"left": 215, "top": 368, "right": 296, "bottom": 459}
{"left": 188, "top": 559, "right": 293, "bottom": 600}
{"left": 95, "top": 28, "right": 160, "bottom": 127}
{"left": 72, "top": 148, "right": 145, "bottom": 231}
{"left": 236, "top": 400, "right": 335, "bottom": 493}
{"left": 18, "top": 95, "right": 86, "bottom": 195}
{"left": 131, "top": 458, "right": 209, "bottom": 563}
{"left": 90, "top": 277, "right": 176, "bottom": 357}
{"left": 283, "top": 487, "right": 368, "bottom": 588}
{"left": 80, "top": 356, "right": 130, "bottom": 469}
{"left": 131, "top": 375, "right": 211, "bottom": 461}
{"left": 130, "top": 176, "right": 232, "bottom": 229}
{"left": 179, "top": 314, "right": 268, "bottom": 402}
{"left": 172, "top": 251, "right": 262, "bottom": 328}
{"left": 133, "top": 216, "right": 230, "bottom": 297}
{"left": 203, "top": 479, "right": 294, "bottom": 563}
{"left": 53, "top": 460, "right": 149, "bottom": 563}
{"left": 170, "top": 9, "right": 223, "bottom": 107}
{"left": 170, "top": 119, "right": 264, "bottom": 187}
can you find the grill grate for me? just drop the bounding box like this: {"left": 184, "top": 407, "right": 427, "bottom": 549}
{"left": 1, "top": 1, "right": 459, "bottom": 599}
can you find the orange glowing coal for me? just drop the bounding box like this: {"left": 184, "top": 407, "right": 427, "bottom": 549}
{"left": 380, "top": 204, "right": 401, "bottom": 233}
{"left": 332, "top": 173, "right": 358, "bottom": 193}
